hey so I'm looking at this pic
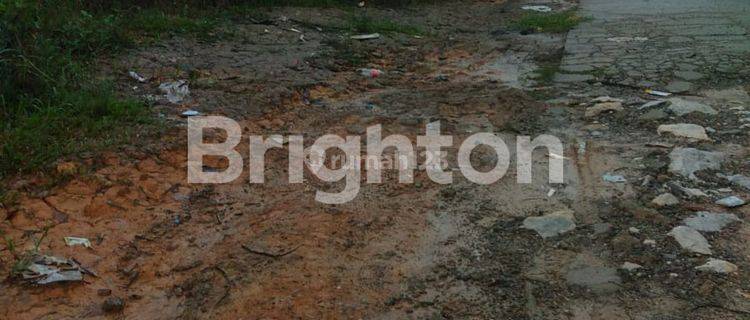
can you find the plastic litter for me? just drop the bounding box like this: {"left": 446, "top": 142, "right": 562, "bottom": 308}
{"left": 602, "top": 173, "right": 626, "bottom": 183}
{"left": 521, "top": 5, "right": 552, "bottom": 12}
{"left": 181, "top": 110, "right": 200, "bottom": 117}
{"left": 359, "top": 68, "right": 383, "bottom": 78}
{"left": 645, "top": 89, "right": 672, "bottom": 97}
{"left": 351, "top": 33, "right": 381, "bottom": 40}
{"left": 128, "top": 71, "right": 146, "bottom": 83}
{"left": 159, "top": 80, "right": 190, "bottom": 104}
{"left": 64, "top": 236, "right": 92, "bottom": 248}
{"left": 21, "top": 255, "right": 94, "bottom": 285}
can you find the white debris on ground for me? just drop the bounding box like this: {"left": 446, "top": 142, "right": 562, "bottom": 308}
{"left": 158, "top": 80, "right": 190, "bottom": 104}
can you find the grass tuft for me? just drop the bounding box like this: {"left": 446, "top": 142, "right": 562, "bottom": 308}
{"left": 513, "top": 10, "right": 587, "bottom": 33}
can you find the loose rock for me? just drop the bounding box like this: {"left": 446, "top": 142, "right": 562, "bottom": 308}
{"left": 695, "top": 258, "right": 738, "bottom": 273}
{"left": 667, "top": 226, "right": 712, "bottom": 254}
{"left": 727, "top": 175, "right": 750, "bottom": 191}
{"left": 620, "top": 262, "right": 643, "bottom": 272}
{"left": 715, "top": 196, "right": 745, "bottom": 208}
{"left": 640, "top": 109, "right": 669, "bottom": 121}
{"left": 585, "top": 102, "right": 624, "bottom": 118}
{"left": 592, "top": 96, "right": 624, "bottom": 103}
{"left": 658, "top": 124, "right": 710, "bottom": 140}
{"left": 639, "top": 100, "right": 668, "bottom": 110}
{"left": 683, "top": 212, "right": 740, "bottom": 232}
{"left": 666, "top": 98, "right": 718, "bottom": 116}
{"left": 668, "top": 148, "right": 724, "bottom": 180}
{"left": 652, "top": 193, "right": 680, "bottom": 207}
{"left": 522, "top": 210, "right": 576, "bottom": 238}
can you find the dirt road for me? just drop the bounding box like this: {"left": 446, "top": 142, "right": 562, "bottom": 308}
{"left": 2, "top": 0, "right": 750, "bottom": 319}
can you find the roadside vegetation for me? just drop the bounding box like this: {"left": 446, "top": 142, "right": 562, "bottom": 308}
{"left": 0, "top": 0, "right": 426, "bottom": 179}
{"left": 512, "top": 10, "right": 586, "bottom": 33}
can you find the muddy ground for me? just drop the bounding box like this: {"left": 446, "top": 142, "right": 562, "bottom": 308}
{"left": 2, "top": 0, "right": 750, "bottom": 319}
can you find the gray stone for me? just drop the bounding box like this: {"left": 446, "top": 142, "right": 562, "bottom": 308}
{"left": 652, "top": 193, "right": 680, "bottom": 207}
{"left": 668, "top": 226, "right": 712, "bottom": 255}
{"left": 683, "top": 212, "right": 741, "bottom": 232}
{"left": 666, "top": 98, "right": 718, "bottom": 116}
{"left": 665, "top": 80, "right": 693, "bottom": 93}
{"left": 695, "top": 258, "right": 738, "bottom": 273}
{"left": 620, "top": 262, "right": 643, "bottom": 272}
{"left": 639, "top": 100, "right": 668, "bottom": 110}
{"left": 716, "top": 196, "right": 746, "bottom": 208}
{"left": 668, "top": 148, "right": 724, "bottom": 179}
{"left": 674, "top": 70, "right": 705, "bottom": 81}
{"left": 658, "top": 123, "right": 710, "bottom": 140}
{"left": 639, "top": 109, "right": 668, "bottom": 121}
{"left": 585, "top": 102, "right": 624, "bottom": 118}
{"left": 591, "top": 96, "right": 624, "bottom": 103}
{"left": 565, "top": 266, "right": 621, "bottom": 292}
{"left": 522, "top": 210, "right": 576, "bottom": 238}
{"left": 679, "top": 186, "right": 709, "bottom": 198}
{"left": 728, "top": 175, "right": 750, "bottom": 190}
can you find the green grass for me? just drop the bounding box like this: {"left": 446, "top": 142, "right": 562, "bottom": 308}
{"left": 0, "top": 0, "right": 430, "bottom": 179}
{"left": 513, "top": 10, "right": 586, "bottom": 33}
{"left": 0, "top": 1, "right": 228, "bottom": 178}
{"left": 125, "top": 9, "right": 220, "bottom": 39}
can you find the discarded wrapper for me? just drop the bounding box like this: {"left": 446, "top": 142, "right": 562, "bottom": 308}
{"left": 159, "top": 80, "right": 190, "bottom": 104}
{"left": 521, "top": 5, "right": 552, "bottom": 12}
{"left": 64, "top": 236, "right": 92, "bottom": 248}
{"left": 602, "top": 173, "right": 626, "bottom": 183}
{"left": 181, "top": 110, "right": 200, "bottom": 117}
{"left": 358, "top": 68, "right": 383, "bottom": 78}
{"left": 645, "top": 89, "right": 672, "bottom": 97}
{"left": 351, "top": 33, "right": 381, "bottom": 40}
{"left": 128, "top": 71, "right": 147, "bottom": 83}
{"left": 21, "top": 255, "right": 95, "bottom": 285}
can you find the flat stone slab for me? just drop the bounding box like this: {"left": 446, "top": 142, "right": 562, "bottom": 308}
{"left": 668, "top": 148, "right": 724, "bottom": 179}
{"left": 665, "top": 80, "right": 693, "bottom": 93}
{"left": 640, "top": 100, "right": 668, "bottom": 110}
{"left": 523, "top": 210, "right": 576, "bottom": 238}
{"left": 675, "top": 70, "right": 705, "bottom": 81}
{"left": 716, "top": 196, "right": 746, "bottom": 208}
{"left": 658, "top": 124, "right": 710, "bottom": 140}
{"left": 640, "top": 109, "right": 668, "bottom": 121}
{"left": 728, "top": 175, "right": 750, "bottom": 190}
{"left": 668, "top": 226, "right": 712, "bottom": 254}
{"left": 683, "top": 212, "right": 741, "bottom": 232}
{"left": 565, "top": 266, "right": 621, "bottom": 292}
{"left": 667, "top": 98, "right": 718, "bottom": 116}
{"left": 560, "top": 0, "right": 750, "bottom": 89}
